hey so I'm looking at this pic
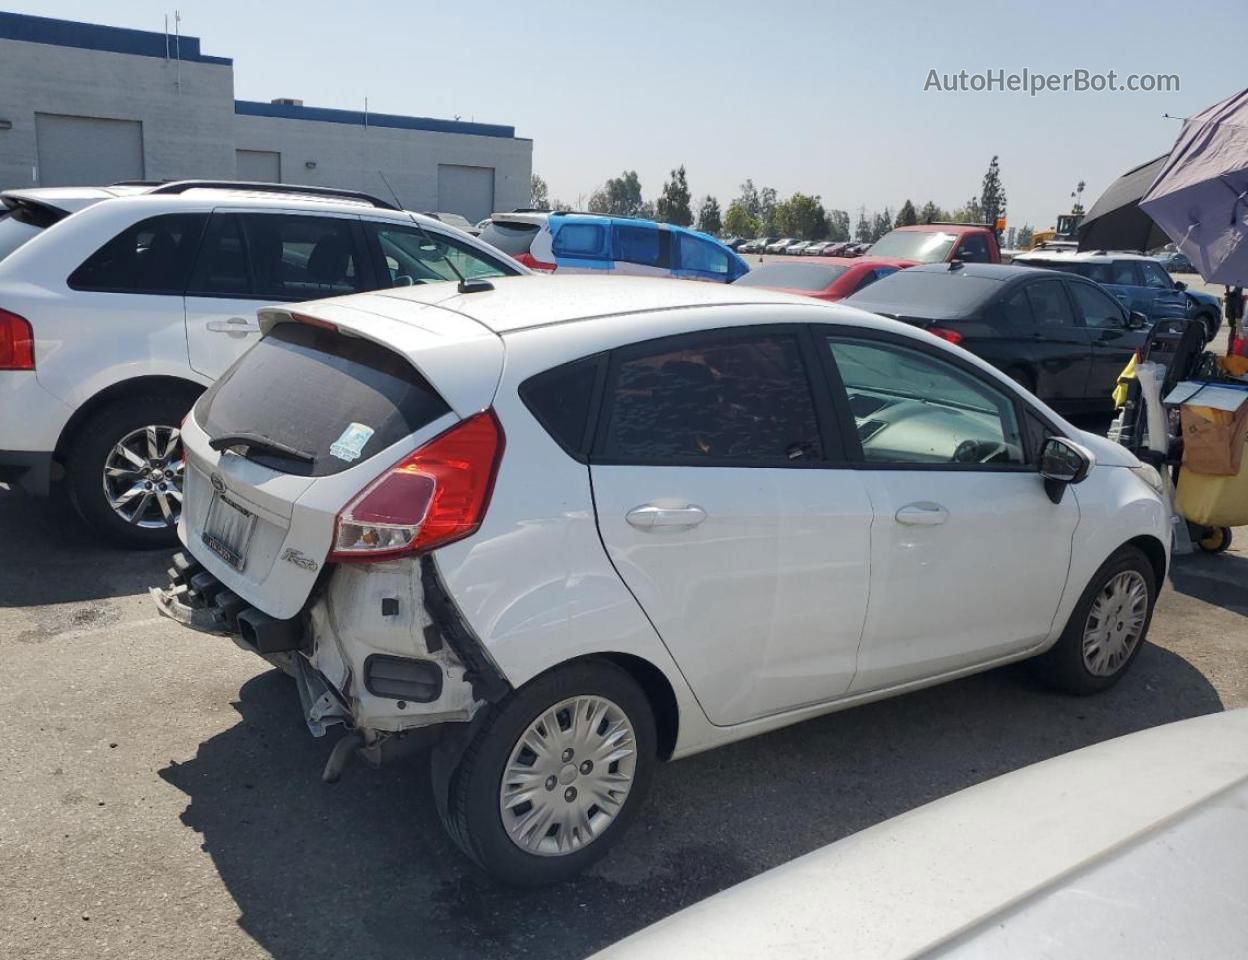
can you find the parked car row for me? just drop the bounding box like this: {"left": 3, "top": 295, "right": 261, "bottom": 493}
{"left": 0, "top": 180, "right": 1177, "bottom": 889}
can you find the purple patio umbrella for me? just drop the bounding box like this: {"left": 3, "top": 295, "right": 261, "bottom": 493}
{"left": 1140, "top": 86, "right": 1248, "bottom": 284}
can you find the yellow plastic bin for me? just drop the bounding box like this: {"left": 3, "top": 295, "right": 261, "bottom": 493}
{"left": 1177, "top": 459, "right": 1248, "bottom": 528}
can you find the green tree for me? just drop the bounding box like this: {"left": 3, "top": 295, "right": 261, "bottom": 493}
{"left": 895, "top": 199, "right": 918, "bottom": 227}
{"left": 978, "top": 155, "right": 1006, "bottom": 230}
{"left": 591, "top": 171, "right": 645, "bottom": 217}
{"left": 826, "top": 209, "right": 850, "bottom": 242}
{"left": 775, "top": 193, "right": 828, "bottom": 240}
{"left": 854, "top": 207, "right": 871, "bottom": 242}
{"left": 871, "top": 208, "right": 893, "bottom": 242}
{"left": 758, "top": 186, "right": 779, "bottom": 235}
{"left": 952, "top": 196, "right": 984, "bottom": 223}
{"left": 530, "top": 173, "right": 550, "bottom": 211}
{"left": 656, "top": 165, "right": 693, "bottom": 226}
{"left": 919, "top": 201, "right": 947, "bottom": 223}
{"left": 738, "top": 179, "right": 762, "bottom": 220}
{"left": 1017, "top": 223, "right": 1035, "bottom": 248}
{"left": 696, "top": 195, "right": 723, "bottom": 234}
{"left": 1071, "top": 180, "right": 1086, "bottom": 216}
{"left": 723, "top": 199, "right": 758, "bottom": 238}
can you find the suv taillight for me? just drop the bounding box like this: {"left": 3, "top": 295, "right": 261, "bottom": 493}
{"left": 0, "top": 309, "right": 34, "bottom": 370}
{"left": 927, "top": 326, "right": 964, "bottom": 346}
{"left": 514, "top": 252, "right": 557, "bottom": 272}
{"left": 329, "top": 411, "right": 505, "bottom": 562}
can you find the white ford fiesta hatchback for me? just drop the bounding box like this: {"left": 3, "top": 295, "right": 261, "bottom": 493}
{"left": 156, "top": 275, "right": 1170, "bottom": 884}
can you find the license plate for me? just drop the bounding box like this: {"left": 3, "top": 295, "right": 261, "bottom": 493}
{"left": 201, "top": 492, "right": 257, "bottom": 572}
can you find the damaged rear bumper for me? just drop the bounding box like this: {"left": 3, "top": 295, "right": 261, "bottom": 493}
{"left": 152, "top": 551, "right": 511, "bottom": 764}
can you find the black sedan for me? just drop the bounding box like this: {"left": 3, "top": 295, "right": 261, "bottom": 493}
{"left": 844, "top": 262, "right": 1148, "bottom": 413}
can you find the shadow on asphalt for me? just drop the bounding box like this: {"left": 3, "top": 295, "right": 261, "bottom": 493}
{"left": 1170, "top": 550, "right": 1248, "bottom": 616}
{"left": 0, "top": 485, "right": 170, "bottom": 608}
{"left": 160, "top": 644, "right": 1222, "bottom": 960}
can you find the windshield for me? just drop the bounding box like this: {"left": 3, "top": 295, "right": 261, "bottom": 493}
{"left": 869, "top": 230, "right": 958, "bottom": 263}
{"left": 735, "top": 262, "right": 849, "bottom": 291}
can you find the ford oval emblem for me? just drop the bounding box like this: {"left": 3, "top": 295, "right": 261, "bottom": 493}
{"left": 211, "top": 473, "right": 226, "bottom": 494}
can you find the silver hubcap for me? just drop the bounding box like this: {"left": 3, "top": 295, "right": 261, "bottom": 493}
{"left": 1082, "top": 570, "right": 1149, "bottom": 676}
{"left": 102, "top": 425, "right": 184, "bottom": 529}
{"left": 499, "top": 695, "right": 637, "bottom": 857}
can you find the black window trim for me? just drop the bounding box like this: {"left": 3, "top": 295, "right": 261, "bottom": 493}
{"left": 588, "top": 323, "right": 846, "bottom": 469}
{"left": 518, "top": 353, "right": 608, "bottom": 464}
{"left": 185, "top": 210, "right": 376, "bottom": 302}
{"left": 811, "top": 323, "right": 1057, "bottom": 473}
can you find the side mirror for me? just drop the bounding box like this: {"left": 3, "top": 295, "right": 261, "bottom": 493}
{"left": 1174, "top": 280, "right": 1187, "bottom": 291}
{"left": 1127, "top": 310, "right": 1148, "bottom": 330}
{"left": 1039, "top": 437, "right": 1092, "bottom": 504}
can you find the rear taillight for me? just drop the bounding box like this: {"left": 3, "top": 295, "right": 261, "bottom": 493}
{"left": 329, "top": 410, "right": 505, "bottom": 562}
{"left": 514, "top": 252, "right": 557, "bottom": 272}
{"left": 0, "top": 309, "right": 34, "bottom": 370}
{"left": 291, "top": 311, "right": 337, "bottom": 332}
{"left": 928, "top": 326, "right": 964, "bottom": 346}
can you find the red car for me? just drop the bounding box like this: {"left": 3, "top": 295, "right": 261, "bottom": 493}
{"left": 732, "top": 256, "right": 915, "bottom": 301}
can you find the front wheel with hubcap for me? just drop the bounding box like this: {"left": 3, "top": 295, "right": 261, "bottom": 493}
{"left": 1032, "top": 544, "right": 1156, "bottom": 695}
{"left": 437, "top": 660, "right": 656, "bottom": 885}
{"left": 66, "top": 394, "right": 194, "bottom": 548}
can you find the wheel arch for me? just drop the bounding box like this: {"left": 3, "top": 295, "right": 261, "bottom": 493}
{"left": 582, "top": 652, "right": 681, "bottom": 761}
{"left": 54, "top": 376, "right": 205, "bottom": 460}
{"left": 1124, "top": 533, "right": 1168, "bottom": 588}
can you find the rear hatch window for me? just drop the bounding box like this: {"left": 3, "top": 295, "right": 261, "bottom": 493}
{"left": 194, "top": 322, "right": 450, "bottom": 477}
{"left": 480, "top": 220, "right": 539, "bottom": 256}
{"left": 0, "top": 201, "right": 66, "bottom": 261}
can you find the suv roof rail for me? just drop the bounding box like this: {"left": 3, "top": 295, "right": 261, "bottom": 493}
{"left": 145, "top": 180, "right": 398, "bottom": 210}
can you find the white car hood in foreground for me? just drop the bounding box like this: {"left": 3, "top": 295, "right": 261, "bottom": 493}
{"left": 593, "top": 709, "right": 1248, "bottom": 960}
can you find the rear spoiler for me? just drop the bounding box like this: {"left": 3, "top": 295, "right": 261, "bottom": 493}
{"left": 1, "top": 193, "right": 72, "bottom": 228}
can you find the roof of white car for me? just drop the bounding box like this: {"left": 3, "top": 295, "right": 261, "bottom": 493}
{"left": 1014, "top": 249, "right": 1160, "bottom": 263}
{"left": 1, "top": 184, "right": 152, "bottom": 213}
{"left": 367, "top": 273, "right": 825, "bottom": 332}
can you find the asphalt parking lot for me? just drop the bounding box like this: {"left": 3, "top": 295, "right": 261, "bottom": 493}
{"left": 2, "top": 479, "right": 1245, "bottom": 960}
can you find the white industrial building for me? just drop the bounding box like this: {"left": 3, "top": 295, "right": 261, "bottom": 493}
{"left": 0, "top": 11, "right": 532, "bottom": 222}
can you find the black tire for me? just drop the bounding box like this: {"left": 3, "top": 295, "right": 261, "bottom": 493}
{"left": 1006, "top": 366, "right": 1036, "bottom": 395}
{"left": 65, "top": 394, "right": 194, "bottom": 549}
{"left": 437, "top": 660, "right": 657, "bottom": 886}
{"left": 1032, "top": 545, "right": 1156, "bottom": 695}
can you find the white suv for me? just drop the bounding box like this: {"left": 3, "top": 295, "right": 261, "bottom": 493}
{"left": 0, "top": 180, "right": 526, "bottom": 546}
{"left": 156, "top": 275, "right": 1169, "bottom": 884}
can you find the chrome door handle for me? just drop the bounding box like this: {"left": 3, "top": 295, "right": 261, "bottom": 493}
{"left": 895, "top": 501, "right": 949, "bottom": 526}
{"left": 205, "top": 317, "right": 261, "bottom": 335}
{"left": 625, "top": 504, "right": 707, "bottom": 530}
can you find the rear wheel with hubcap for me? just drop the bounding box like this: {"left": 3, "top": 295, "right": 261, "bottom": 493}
{"left": 1033, "top": 544, "right": 1156, "bottom": 694}
{"left": 436, "top": 660, "right": 656, "bottom": 885}
{"left": 66, "top": 394, "right": 194, "bottom": 548}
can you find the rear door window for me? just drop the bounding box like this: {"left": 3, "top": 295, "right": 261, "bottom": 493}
{"left": 194, "top": 322, "right": 450, "bottom": 477}
{"left": 996, "top": 288, "right": 1035, "bottom": 326}
{"left": 1025, "top": 279, "right": 1076, "bottom": 326}
{"left": 597, "top": 329, "right": 822, "bottom": 465}
{"left": 68, "top": 213, "right": 208, "bottom": 294}
{"left": 613, "top": 225, "right": 668, "bottom": 267}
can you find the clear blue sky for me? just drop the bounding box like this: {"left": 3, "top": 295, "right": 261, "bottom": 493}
{"left": 12, "top": 0, "right": 1247, "bottom": 230}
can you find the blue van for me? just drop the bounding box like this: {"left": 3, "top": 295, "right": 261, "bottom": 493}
{"left": 481, "top": 211, "right": 749, "bottom": 283}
